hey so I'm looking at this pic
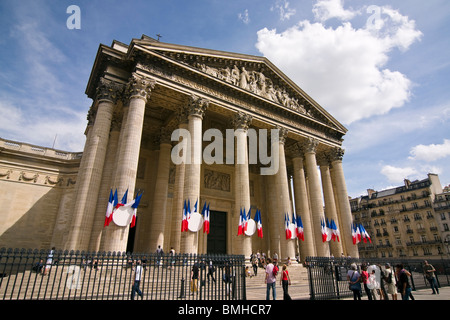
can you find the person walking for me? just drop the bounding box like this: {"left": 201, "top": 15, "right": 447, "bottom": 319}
{"left": 347, "top": 263, "right": 362, "bottom": 300}
{"left": 384, "top": 263, "right": 397, "bottom": 300}
{"left": 131, "top": 260, "right": 143, "bottom": 300}
{"left": 265, "top": 258, "right": 277, "bottom": 300}
{"left": 361, "top": 265, "right": 372, "bottom": 300}
{"left": 280, "top": 264, "right": 291, "bottom": 300}
{"left": 423, "top": 260, "right": 439, "bottom": 295}
{"left": 396, "top": 264, "right": 413, "bottom": 300}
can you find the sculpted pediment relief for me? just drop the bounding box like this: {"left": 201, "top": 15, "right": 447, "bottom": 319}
{"left": 126, "top": 36, "right": 346, "bottom": 136}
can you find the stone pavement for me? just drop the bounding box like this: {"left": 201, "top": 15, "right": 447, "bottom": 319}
{"left": 244, "top": 264, "right": 450, "bottom": 300}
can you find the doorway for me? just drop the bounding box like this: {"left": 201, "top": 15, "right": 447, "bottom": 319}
{"left": 207, "top": 210, "right": 227, "bottom": 254}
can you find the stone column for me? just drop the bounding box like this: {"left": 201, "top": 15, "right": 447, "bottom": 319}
{"left": 304, "top": 137, "right": 330, "bottom": 257}
{"left": 102, "top": 73, "right": 155, "bottom": 253}
{"left": 147, "top": 128, "right": 172, "bottom": 252}
{"left": 330, "top": 148, "right": 359, "bottom": 258}
{"left": 181, "top": 95, "right": 208, "bottom": 254}
{"left": 170, "top": 107, "right": 189, "bottom": 253}
{"left": 291, "top": 143, "right": 316, "bottom": 261}
{"left": 319, "top": 153, "right": 343, "bottom": 257}
{"left": 232, "top": 112, "right": 252, "bottom": 259}
{"left": 65, "top": 78, "right": 121, "bottom": 250}
{"left": 274, "top": 127, "right": 296, "bottom": 263}
{"left": 88, "top": 114, "right": 121, "bottom": 251}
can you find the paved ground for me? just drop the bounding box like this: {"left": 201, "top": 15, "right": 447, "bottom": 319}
{"left": 246, "top": 275, "right": 450, "bottom": 300}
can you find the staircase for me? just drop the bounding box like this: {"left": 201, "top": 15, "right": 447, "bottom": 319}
{"left": 244, "top": 263, "right": 310, "bottom": 300}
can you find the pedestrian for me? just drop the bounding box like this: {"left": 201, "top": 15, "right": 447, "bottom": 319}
{"left": 384, "top": 263, "right": 397, "bottom": 300}
{"left": 156, "top": 245, "right": 164, "bottom": 266}
{"left": 361, "top": 265, "right": 372, "bottom": 300}
{"left": 280, "top": 264, "right": 291, "bottom": 300}
{"left": 367, "top": 269, "right": 379, "bottom": 300}
{"left": 265, "top": 258, "right": 277, "bottom": 300}
{"left": 169, "top": 247, "right": 175, "bottom": 269}
{"left": 131, "top": 260, "right": 143, "bottom": 300}
{"left": 190, "top": 260, "right": 199, "bottom": 295}
{"left": 423, "top": 260, "right": 439, "bottom": 295}
{"left": 207, "top": 260, "right": 216, "bottom": 282}
{"left": 347, "top": 263, "right": 362, "bottom": 300}
{"left": 396, "top": 264, "right": 413, "bottom": 300}
{"left": 251, "top": 254, "right": 258, "bottom": 276}
{"left": 43, "top": 247, "right": 55, "bottom": 276}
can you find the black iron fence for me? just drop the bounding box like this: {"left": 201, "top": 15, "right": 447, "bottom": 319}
{"left": 0, "top": 248, "right": 246, "bottom": 300}
{"left": 305, "top": 256, "right": 450, "bottom": 300}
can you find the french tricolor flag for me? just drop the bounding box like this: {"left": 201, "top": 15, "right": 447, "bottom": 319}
{"left": 104, "top": 189, "right": 114, "bottom": 227}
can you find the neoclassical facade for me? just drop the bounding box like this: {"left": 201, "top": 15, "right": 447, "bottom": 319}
{"left": 0, "top": 35, "right": 358, "bottom": 261}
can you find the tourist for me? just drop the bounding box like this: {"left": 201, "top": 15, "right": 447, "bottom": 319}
{"left": 43, "top": 247, "right": 55, "bottom": 276}
{"left": 280, "top": 264, "right": 291, "bottom": 300}
{"left": 131, "top": 260, "right": 143, "bottom": 300}
{"left": 191, "top": 260, "right": 199, "bottom": 295}
{"left": 265, "top": 258, "right": 277, "bottom": 300}
{"left": 361, "top": 265, "right": 372, "bottom": 300}
{"left": 207, "top": 260, "right": 216, "bottom": 282}
{"left": 251, "top": 254, "right": 258, "bottom": 276}
{"left": 367, "top": 269, "right": 379, "bottom": 299}
{"left": 423, "top": 260, "right": 439, "bottom": 295}
{"left": 396, "top": 264, "right": 413, "bottom": 300}
{"left": 156, "top": 245, "right": 164, "bottom": 266}
{"left": 347, "top": 263, "right": 362, "bottom": 300}
{"left": 384, "top": 263, "right": 397, "bottom": 300}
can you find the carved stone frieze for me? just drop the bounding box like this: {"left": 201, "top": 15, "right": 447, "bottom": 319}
{"left": 193, "top": 63, "right": 310, "bottom": 116}
{"left": 204, "top": 169, "right": 230, "bottom": 192}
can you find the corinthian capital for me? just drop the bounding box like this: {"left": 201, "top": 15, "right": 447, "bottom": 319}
{"left": 126, "top": 73, "right": 155, "bottom": 102}
{"left": 186, "top": 94, "right": 209, "bottom": 118}
{"left": 277, "top": 126, "right": 289, "bottom": 145}
{"left": 232, "top": 112, "right": 252, "bottom": 130}
{"left": 304, "top": 137, "right": 319, "bottom": 153}
{"left": 95, "top": 77, "right": 124, "bottom": 103}
{"left": 330, "top": 147, "right": 345, "bottom": 162}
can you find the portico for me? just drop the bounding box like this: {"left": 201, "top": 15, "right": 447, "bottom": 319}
{"left": 64, "top": 34, "right": 358, "bottom": 261}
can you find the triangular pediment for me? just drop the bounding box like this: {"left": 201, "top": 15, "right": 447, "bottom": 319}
{"left": 130, "top": 35, "right": 346, "bottom": 135}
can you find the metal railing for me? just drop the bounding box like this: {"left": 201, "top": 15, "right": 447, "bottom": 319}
{"left": 0, "top": 248, "right": 246, "bottom": 300}
{"left": 305, "top": 256, "right": 450, "bottom": 300}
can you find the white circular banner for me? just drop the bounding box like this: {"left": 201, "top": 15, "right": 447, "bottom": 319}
{"left": 245, "top": 219, "right": 256, "bottom": 236}
{"left": 113, "top": 206, "right": 133, "bottom": 227}
{"left": 289, "top": 223, "right": 297, "bottom": 239}
{"left": 188, "top": 212, "right": 204, "bottom": 232}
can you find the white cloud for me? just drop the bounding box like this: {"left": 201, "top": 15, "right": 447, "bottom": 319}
{"left": 255, "top": 2, "right": 422, "bottom": 125}
{"left": 313, "top": 0, "right": 359, "bottom": 22}
{"left": 238, "top": 9, "right": 250, "bottom": 24}
{"left": 271, "top": 0, "right": 296, "bottom": 21}
{"left": 380, "top": 165, "right": 419, "bottom": 183}
{"left": 409, "top": 139, "right": 450, "bottom": 162}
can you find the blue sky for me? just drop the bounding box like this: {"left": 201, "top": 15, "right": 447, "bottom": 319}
{"left": 0, "top": 0, "right": 449, "bottom": 198}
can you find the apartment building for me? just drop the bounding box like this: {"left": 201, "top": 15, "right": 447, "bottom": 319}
{"left": 350, "top": 174, "right": 449, "bottom": 259}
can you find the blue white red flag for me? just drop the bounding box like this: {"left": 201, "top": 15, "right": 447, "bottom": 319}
{"left": 255, "top": 209, "right": 263, "bottom": 238}
{"left": 296, "top": 215, "right": 304, "bottom": 241}
{"left": 203, "top": 203, "right": 210, "bottom": 234}
{"left": 321, "top": 218, "right": 327, "bottom": 242}
{"left": 130, "top": 191, "right": 143, "bottom": 228}
{"left": 237, "top": 207, "right": 244, "bottom": 236}
{"left": 181, "top": 200, "right": 188, "bottom": 232}
{"left": 285, "top": 213, "right": 292, "bottom": 240}
{"left": 104, "top": 189, "right": 114, "bottom": 227}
